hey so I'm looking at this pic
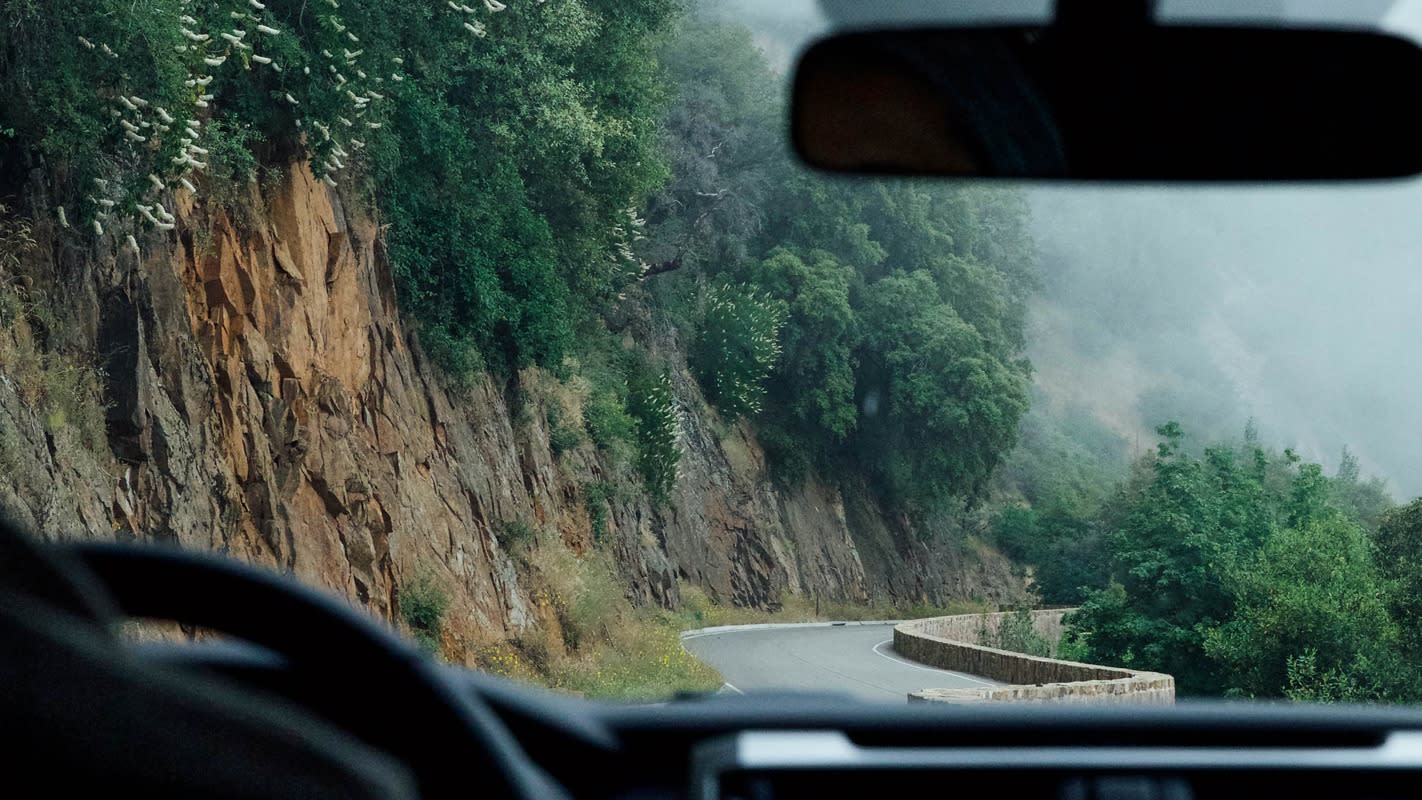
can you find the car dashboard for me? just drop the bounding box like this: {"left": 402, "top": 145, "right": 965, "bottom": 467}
{"left": 145, "top": 639, "right": 1422, "bottom": 800}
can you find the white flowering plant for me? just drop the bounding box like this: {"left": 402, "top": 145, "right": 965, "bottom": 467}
{"left": 1, "top": 0, "right": 675, "bottom": 379}
{"left": 691, "top": 281, "right": 787, "bottom": 421}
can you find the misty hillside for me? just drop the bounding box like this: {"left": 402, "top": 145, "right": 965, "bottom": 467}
{"left": 1026, "top": 186, "right": 1422, "bottom": 498}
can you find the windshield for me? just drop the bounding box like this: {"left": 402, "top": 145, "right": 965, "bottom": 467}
{"left": 0, "top": 0, "right": 1419, "bottom": 705}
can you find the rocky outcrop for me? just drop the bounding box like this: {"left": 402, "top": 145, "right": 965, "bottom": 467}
{"left": 0, "top": 160, "right": 1024, "bottom": 650}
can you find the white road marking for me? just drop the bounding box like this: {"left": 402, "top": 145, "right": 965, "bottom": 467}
{"left": 721, "top": 682, "right": 745, "bottom": 695}
{"left": 871, "top": 639, "right": 995, "bottom": 686}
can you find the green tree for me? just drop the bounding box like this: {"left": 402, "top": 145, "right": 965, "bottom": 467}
{"left": 1068, "top": 424, "right": 1275, "bottom": 694}
{"left": 641, "top": 13, "right": 782, "bottom": 276}
{"left": 1328, "top": 446, "right": 1393, "bottom": 532}
{"left": 1204, "top": 514, "right": 1403, "bottom": 700}
{"left": 1374, "top": 498, "right": 1422, "bottom": 654}
{"left": 645, "top": 14, "right": 1038, "bottom": 514}
{"left": 745, "top": 248, "right": 859, "bottom": 447}
{"left": 856, "top": 270, "right": 1031, "bottom": 511}
{"left": 1068, "top": 423, "right": 1417, "bottom": 700}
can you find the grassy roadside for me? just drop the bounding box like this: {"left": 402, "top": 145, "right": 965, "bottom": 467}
{"left": 435, "top": 529, "right": 994, "bottom": 701}
{"left": 442, "top": 530, "right": 725, "bottom": 702}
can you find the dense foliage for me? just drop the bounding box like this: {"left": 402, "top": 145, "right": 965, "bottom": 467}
{"left": 1, "top": 0, "right": 1039, "bottom": 521}
{"left": 646, "top": 14, "right": 1036, "bottom": 514}
{"left": 9, "top": 2, "right": 1422, "bottom": 708}
{"left": 690, "top": 282, "right": 785, "bottom": 419}
{"left": 1053, "top": 423, "right": 1422, "bottom": 701}
{"left": 0, "top": 0, "right": 674, "bottom": 375}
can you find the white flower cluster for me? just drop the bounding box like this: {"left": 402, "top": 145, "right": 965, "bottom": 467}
{"left": 62, "top": 0, "right": 532, "bottom": 246}
{"left": 610, "top": 207, "right": 651, "bottom": 298}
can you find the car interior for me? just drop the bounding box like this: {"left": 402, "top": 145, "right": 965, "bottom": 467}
{"left": 7, "top": 1, "right": 1422, "bottom": 799}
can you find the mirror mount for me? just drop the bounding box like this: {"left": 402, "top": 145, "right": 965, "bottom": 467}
{"left": 1054, "top": 0, "right": 1157, "bottom": 29}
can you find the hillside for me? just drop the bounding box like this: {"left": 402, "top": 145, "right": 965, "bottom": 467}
{"left": 0, "top": 0, "right": 1032, "bottom": 695}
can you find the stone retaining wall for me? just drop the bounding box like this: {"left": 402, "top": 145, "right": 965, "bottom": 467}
{"left": 896, "top": 611, "right": 1174, "bottom": 705}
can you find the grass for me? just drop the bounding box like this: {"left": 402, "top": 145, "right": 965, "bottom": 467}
{"left": 455, "top": 517, "right": 996, "bottom": 701}
{"left": 465, "top": 527, "right": 722, "bottom": 700}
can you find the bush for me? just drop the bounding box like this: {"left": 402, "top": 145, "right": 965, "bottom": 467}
{"left": 583, "top": 481, "right": 614, "bottom": 543}
{"left": 201, "top": 117, "right": 266, "bottom": 225}
{"left": 978, "top": 606, "right": 1052, "bottom": 657}
{"left": 545, "top": 404, "right": 583, "bottom": 457}
{"left": 583, "top": 389, "right": 636, "bottom": 453}
{"left": 398, "top": 573, "right": 449, "bottom": 655}
{"left": 690, "top": 282, "right": 786, "bottom": 419}
{"left": 626, "top": 369, "right": 680, "bottom": 504}
{"left": 991, "top": 506, "right": 1039, "bottom": 562}
{"left": 495, "top": 518, "right": 538, "bottom": 552}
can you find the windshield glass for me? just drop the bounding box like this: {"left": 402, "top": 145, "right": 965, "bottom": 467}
{"left": 1, "top": 0, "right": 1419, "bottom": 705}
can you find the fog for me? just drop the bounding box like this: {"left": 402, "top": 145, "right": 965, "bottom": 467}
{"left": 1028, "top": 185, "right": 1422, "bottom": 499}
{"left": 1024, "top": 0, "right": 1422, "bottom": 500}
{"left": 722, "top": 0, "right": 1422, "bottom": 499}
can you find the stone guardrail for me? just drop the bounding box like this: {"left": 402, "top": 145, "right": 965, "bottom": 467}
{"left": 897, "top": 609, "right": 1174, "bottom": 705}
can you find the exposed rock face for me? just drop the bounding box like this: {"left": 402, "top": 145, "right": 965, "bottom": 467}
{"left": 0, "top": 162, "right": 1023, "bottom": 647}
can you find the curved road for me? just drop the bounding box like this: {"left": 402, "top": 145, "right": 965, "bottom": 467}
{"left": 681, "top": 622, "right": 995, "bottom": 702}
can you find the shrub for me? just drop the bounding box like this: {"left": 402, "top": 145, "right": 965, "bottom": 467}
{"left": 583, "top": 481, "right": 614, "bottom": 543}
{"left": 978, "top": 606, "right": 1052, "bottom": 657}
{"left": 398, "top": 573, "right": 449, "bottom": 655}
{"left": 690, "top": 282, "right": 786, "bottom": 419}
{"left": 495, "top": 518, "right": 538, "bottom": 553}
{"left": 990, "top": 506, "right": 1039, "bottom": 562}
{"left": 545, "top": 404, "right": 583, "bottom": 457}
{"left": 1284, "top": 649, "right": 1378, "bottom": 704}
{"left": 626, "top": 369, "right": 680, "bottom": 504}
{"left": 584, "top": 389, "right": 636, "bottom": 453}
{"left": 201, "top": 117, "right": 265, "bottom": 225}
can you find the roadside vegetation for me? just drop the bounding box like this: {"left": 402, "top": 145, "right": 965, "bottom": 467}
{"left": 9, "top": 0, "right": 1422, "bottom": 707}
{"left": 436, "top": 516, "right": 993, "bottom": 701}
{"left": 0, "top": 0, "right": 1036, "bottom": 524}
{"left": 1008, "top": 421, "right": 1422, "bottom": 703}
{"left": 460, "top": 526, "right": 724, "bottom": 701}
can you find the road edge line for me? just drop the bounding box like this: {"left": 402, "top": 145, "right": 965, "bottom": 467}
{"left": 871, "top": 638, "right": 995, "bottom": 686}
{"left": 679, "top": 620, "right": 906, "bottom": 640}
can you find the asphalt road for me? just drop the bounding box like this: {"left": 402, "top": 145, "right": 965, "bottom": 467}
{"left": 681, "top": 622, "right": 995, "bottom": 702}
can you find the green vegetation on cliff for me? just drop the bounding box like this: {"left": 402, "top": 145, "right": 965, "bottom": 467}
{"left": 645, "top": 13, "right": 1036, "bottom": 515}
{"left": 1, "top": 1, "right": 1036, "bottom": 522}
{"left": 6, "top": 1, "right": 1422, "bottom": 707}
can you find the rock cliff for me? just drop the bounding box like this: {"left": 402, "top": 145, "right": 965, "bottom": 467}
{"left": 0, "top": 161, "right": 1022, "bottom": 648}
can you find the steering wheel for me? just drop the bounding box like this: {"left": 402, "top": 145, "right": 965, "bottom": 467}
{"left": 69, "top": 543, "right": 560, "bottom": 800}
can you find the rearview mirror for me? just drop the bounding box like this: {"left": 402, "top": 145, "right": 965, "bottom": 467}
{"left": 792, "top": 26, "right": 1422, "bottom": 181}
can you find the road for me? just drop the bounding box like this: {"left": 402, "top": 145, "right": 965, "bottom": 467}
{"left": 681, "top": 622, "right": 995, "bottom": 702}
